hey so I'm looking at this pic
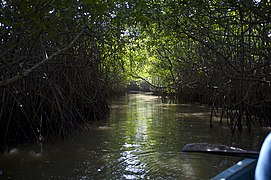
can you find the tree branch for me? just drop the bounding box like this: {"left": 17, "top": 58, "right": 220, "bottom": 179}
{"left": 0, "top": 26, "right": 86, "bottom": 87}
{"left": 129, "top": 74, "right": 169, "bottom": 89}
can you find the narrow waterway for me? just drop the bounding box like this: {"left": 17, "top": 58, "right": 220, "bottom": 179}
{"left": 0, "top": 93, "right": 268, "bottom": 179}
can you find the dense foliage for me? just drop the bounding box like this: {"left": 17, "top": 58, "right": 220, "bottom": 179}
{"left": 0, "top": 0, "right": 124, "bottom": 149}
{"left": 123, "top": 0, "right": 271, "bottom": 133}
{"left": 0, "top": 0, "right": 270, "bottom": 149}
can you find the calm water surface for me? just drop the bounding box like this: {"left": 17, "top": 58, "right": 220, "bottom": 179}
{"left": 0, "top": 93, "right": 269, "bottom": 179}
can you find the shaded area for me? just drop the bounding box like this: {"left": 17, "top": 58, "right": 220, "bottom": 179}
{"left": 0, "top": 64, "right": 109, "bottom": 150}
{"left": 0, "top": 1, "right": 113, "bottom": 150}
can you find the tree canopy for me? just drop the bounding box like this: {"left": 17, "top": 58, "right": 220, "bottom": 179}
{"left": 0, "top": 0, "right": 271, "bottom": 148}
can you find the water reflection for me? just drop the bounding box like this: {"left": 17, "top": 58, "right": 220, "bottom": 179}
{"left": 0, "top": 93, "right": 269, "bottom": 179}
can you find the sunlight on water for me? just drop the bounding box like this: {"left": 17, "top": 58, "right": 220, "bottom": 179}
{"left": 0, "top": 93, "right": 268, "bottom": 179}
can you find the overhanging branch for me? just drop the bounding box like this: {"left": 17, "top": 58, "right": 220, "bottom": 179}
{"left": 0, "top": 25, "right": 86, "bottom": 87}
{"left": 130, "top": 74, "right": 169, "bottom": 89}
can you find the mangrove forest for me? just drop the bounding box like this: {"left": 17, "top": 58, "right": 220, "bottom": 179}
{"left": 1, "top": 0, "right": 271, "bottom": 151}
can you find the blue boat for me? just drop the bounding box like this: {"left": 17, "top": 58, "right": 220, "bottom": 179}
{"left": 212, "top": 158, "right": 257, "bottom": 180}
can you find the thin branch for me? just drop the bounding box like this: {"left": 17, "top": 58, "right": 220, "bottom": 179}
{"left": 0, "top": 26, "right": 86, "bottom": 87}
{"left": 0, "top": 56, "right": 17, "bottom": 75}
{"left": 130, "top": 74, "right": 169, "bottom": 89}
{"left": 156, "top": 48, "right": 176, "bottom": 83}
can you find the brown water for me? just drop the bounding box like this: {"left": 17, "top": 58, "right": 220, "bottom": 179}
{"left": 0, "top": 93, "right": 269, "bottom": 179}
